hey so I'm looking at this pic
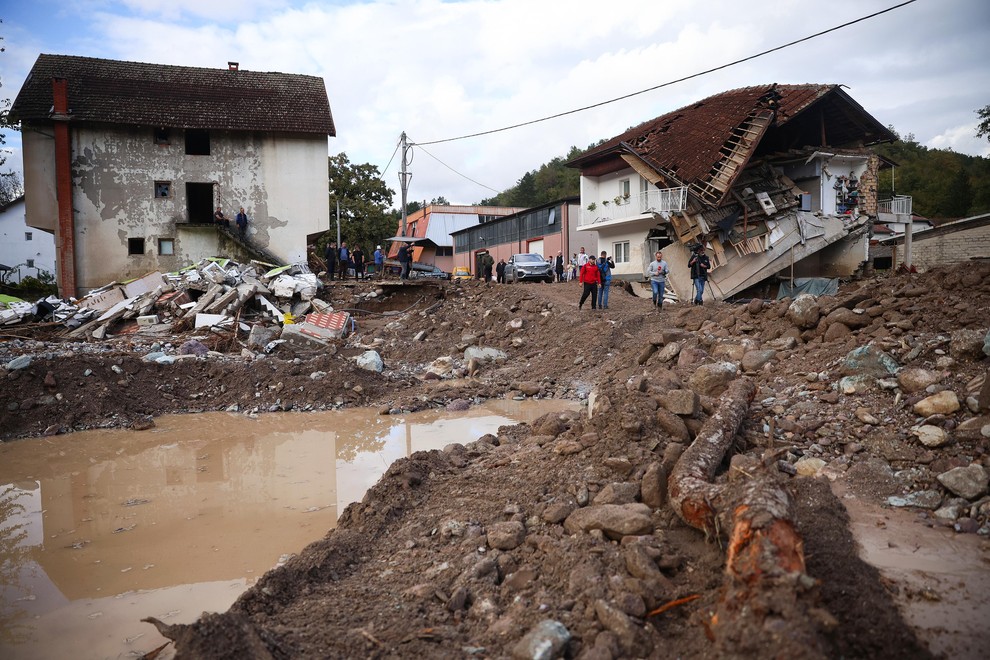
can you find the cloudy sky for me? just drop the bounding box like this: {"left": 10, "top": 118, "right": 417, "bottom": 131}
{"left": 2, "top": 0, "right": 988, "bottom": 207}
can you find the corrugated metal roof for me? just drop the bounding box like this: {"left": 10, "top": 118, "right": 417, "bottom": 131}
{"left": 423, "top": 213, "right": 483, "bottom": 246}
{"left": 10, "top": 54, "right": 335, "bottom": 135}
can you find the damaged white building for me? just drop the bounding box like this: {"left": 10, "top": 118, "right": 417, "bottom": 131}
{"left": 567, "top": 83, "right": 898, "bottom": 300}
{"left": 10, "top": 55, "right": 335, "bottom": 298}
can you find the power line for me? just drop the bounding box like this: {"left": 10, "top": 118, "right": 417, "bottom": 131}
{"left": 417, "top": 0, "right": 918, "bottom": 146}
{"left": 410, "top": 142, "right": 502, "bottom": 194}
{"left": 376, "top": 137, "right": 401, "bottom": 181}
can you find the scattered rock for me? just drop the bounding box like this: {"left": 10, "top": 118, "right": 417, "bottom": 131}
{"left": 937, "top": 465, "right": 989, "bottom": 500}
{"left": 913, "top": 391, "right": 960, "bottom": 416}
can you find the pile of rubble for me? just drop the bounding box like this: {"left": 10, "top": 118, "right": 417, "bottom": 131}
{"left": 0, "top": 257, "right": 352, "bottom": 353}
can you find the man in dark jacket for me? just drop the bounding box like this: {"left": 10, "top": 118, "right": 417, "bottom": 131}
{"left": 495, "top": 259, "right": 506, "bottom": 284}
{"left": 688, "top": 243, "right": 711, "bottom": 305}
{"left": 554, "top": 252, "right": 565, "bottom": 282}
{"left": 397, "top": 243, "right": 411, "bottom": 280}
{"left": 324, "top": 242, "right": 337, "bottom": 280}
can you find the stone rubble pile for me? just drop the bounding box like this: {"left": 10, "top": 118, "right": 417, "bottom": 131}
{"left": 0, "top": 257, "right": 352, "bottom": 353}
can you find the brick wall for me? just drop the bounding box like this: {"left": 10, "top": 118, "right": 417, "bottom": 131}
{"left": 903, "top": 224, "right": 990, "bottom": 271}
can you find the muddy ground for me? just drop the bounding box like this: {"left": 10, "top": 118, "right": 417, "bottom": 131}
{"left": 2, "top": 263, "right": 989, "bottom": 659}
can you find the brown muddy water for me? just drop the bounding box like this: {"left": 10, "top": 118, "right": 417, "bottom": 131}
{"left": 0, "top": 399, "right": 578, "bottom": 660}
{"left": 836, "top": 485, "right": 990, "bottom": 660}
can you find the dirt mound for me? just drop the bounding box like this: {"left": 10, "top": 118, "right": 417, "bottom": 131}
{"left": 3, "top": 265, "right": 989, "bottom": 658}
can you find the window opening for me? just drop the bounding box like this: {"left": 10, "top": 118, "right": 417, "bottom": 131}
{"left": 155, "top": 181, "right": 171, "bottom": 198}
{"left": 154, "top": 127, "right": 170, "bottom": 145}
{"left": 158, "top": 238, "right": 175, "bottom": 256}
{"left": 128, "top": 238, "right": 146, "bottom": 255}
{"left": 185, "top": 129, "right": 210, "bottom": 155}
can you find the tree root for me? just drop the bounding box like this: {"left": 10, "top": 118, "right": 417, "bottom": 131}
{"left": 667, "top": 377, "right": 829, "bottom": 658}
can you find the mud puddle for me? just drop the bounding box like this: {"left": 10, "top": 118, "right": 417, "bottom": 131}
{"left": 836, "top": 484, "right": 990, "bottom": 659}
{"left": 0, "top": 398, "right": 577, "bottom": 659}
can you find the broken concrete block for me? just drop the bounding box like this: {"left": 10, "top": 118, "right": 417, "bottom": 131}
{"left": 255, "top": 294, "right": 285, "bottom": 322}
{"left": 137, "top": 315, "right": 160, "bottom": 327}
{"left": 123, "top": 271, "right": 167, "bottom": 298}
{"left": 247, "top": 324, "right": 280, "bottom": 349}
{"left": 280, "top": 323, "right": 332, "bottom": 351}
{"left": 78, "top": 286, "right": 126, "bottom": 312}
{"left": 194, "top": 313, "right": 231, "bottom": 329}
{"left": 301, "top": 312, "right": 350, "bottom": 340}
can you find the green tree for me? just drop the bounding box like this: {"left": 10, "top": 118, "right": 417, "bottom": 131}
{"left": 876, "top": 127, "right": 990, "bottom": 219}
{"left": 324, "top": 153, "right": 395, "bottom": 257}
{"left": 478, "top": 145, "right": 585, "bottom": 207}
{"left": 977, "top": 104, "right": 990, "bottom": 143}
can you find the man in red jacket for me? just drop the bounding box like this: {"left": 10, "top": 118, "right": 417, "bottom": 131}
{"left": 578, "top": 257, "right": 602, "bottom": 310}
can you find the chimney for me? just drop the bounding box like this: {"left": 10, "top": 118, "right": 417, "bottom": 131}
{"left": 228, "top": 61, "right": 239, "bottom": 71}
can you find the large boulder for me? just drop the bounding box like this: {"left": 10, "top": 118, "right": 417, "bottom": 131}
{"left": 563, "top": 503, "right": 653, "bottom": 539}
{"left": 786, "top": 294, "right": 821, "bottom": 329}
{"left": 836, "top": 344, "right": 899, "bottom": 378}
{"left": 688, "top": 361, "right": 738, "bottom": 396}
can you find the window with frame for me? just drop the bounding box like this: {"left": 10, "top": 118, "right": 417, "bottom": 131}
{"left": 620, "top": 179, "right": 631, "bottom": 201}
{"left": 155, "top": 181, "right": 171, "bottom": 198}
{"left": 185, "top": 129, "right": 210, "bottom": 155}
{"left": 25, "top": 231, "right": 33, "bottom": 241}
{"left": 128, "top": 238, "right": 146, "bottom": 255}
{"left": 26, "top": 258, "right": 35, "bottom": 268}
{"left": 435, "top": 246, "right": 453, "bottom": 257}
{"left": 158, "top": 238, "right": 175, "bottom": 256}
{"left": 613, "top": 241, "right": 630, "bottom": 263}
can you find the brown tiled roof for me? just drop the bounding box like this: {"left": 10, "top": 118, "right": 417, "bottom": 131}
{"left": 10, "top": 54, "right": 335, "bottom": 136}
{"left": 569, "top": 84, "right": 893, "bottom": 195}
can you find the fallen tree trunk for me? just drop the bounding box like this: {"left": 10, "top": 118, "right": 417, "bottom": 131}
{"left": 666, "top": 377, "right": 828, "bottom": 658}
{"left": 667, "top": 378, "right": 755, "bottom": 536}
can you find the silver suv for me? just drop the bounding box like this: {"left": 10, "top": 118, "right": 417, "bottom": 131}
{"left": 505, "top": 253, "right": 553, "bottom": 283}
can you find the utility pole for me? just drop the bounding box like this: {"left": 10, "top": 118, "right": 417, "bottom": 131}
{"left": 399, "top": 132, "right": 411, "bottom": 236}
{"left": 336, "top": 199, "right": 342, "bottom": 246}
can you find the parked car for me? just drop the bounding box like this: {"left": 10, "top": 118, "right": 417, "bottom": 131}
{"left": 410, "top": 265, "right": 451, "bottom": 280}
{"left": 451, "top": 266, "right": 472, "bottom": 280}
{"left": 505, "top": 253, "right": 554, "bottom": 283}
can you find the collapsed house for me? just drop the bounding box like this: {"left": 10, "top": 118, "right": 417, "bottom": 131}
{"left": 567, "top": 83, "right": 898, "bottom": 300}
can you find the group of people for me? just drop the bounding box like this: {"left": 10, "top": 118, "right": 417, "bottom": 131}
{"left": 577, "top": 249, "right": 616, "bottom": 310}
{"left": 213, "top": 206, "right": 249, "bottom": 237}
{"left": 578, "top": 242, "right": 711, "bottom": 311}
{"left": 325, "top": 241, "right": 386, "bottom": 281}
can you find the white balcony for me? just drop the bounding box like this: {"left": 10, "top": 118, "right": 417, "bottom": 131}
{"left": 579, "top": 186, "right": 688, "bottom": 228}
{"left": 878, "top": 195, "right": 913, "bottom": 216}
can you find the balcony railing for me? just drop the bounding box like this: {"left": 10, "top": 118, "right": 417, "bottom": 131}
{"left": 878, "top": 195, "right": 913, "bottom": 216}
{"left": 579, "top": 186, "right": 688, "bottom": 227}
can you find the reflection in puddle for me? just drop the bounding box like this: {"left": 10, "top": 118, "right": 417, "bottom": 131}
{"left": 0, "top": 399, "right": 576, "bottom": 659}
{"left": 836, "top": 485, "right": 990, "bottom": 660}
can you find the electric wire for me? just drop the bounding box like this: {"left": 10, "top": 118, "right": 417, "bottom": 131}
{"left": 376, "top": 138, "right": 401, "bottom": 181}
{"left": 411, "top": 143, "right": 501, "bottom": 194}
{"left": 416, "top": 0, "right": 918, "bottom": 146}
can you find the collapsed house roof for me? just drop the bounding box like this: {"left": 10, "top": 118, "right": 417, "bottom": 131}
{"left": 10, "top": 54, "right": 336, "bottom": 136}
{"left": 568, "top": 84, "right": 895, "bottom": 208}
